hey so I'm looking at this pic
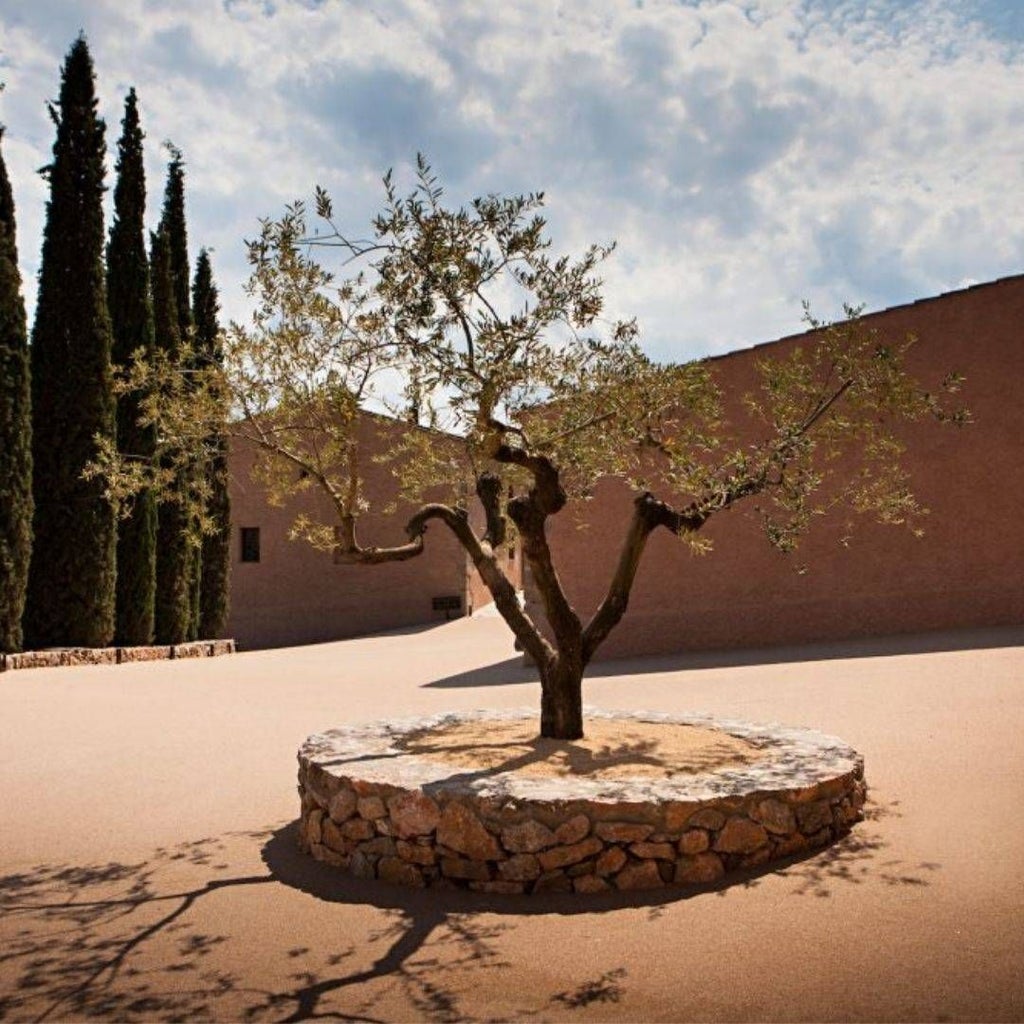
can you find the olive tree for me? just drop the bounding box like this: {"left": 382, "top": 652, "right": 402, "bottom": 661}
{"left": 102, "top": 159, "right": 965, "bottom": 739}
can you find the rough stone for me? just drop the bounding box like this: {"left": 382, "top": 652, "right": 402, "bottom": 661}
{"left": 573, "top": 875, "right": 611, "bottom": 894}
{"left": 714, "top": 817, "right": 769, "bottom": 854}
{"left": 349, "top": 850, "right": 376, "bottom": 879}
{"left": 554, "top": 814, "right": 591, "bottom": 845}
{"left": 663, "top": 803, "right": 700, "bottom": 832}
{"left": 567, "top": 860, "right": 596, "bottom": 878}
{"left": 500, "top": 819, "right": 557, "bottom": 853}
{"left": 594, "top": 822, "right": 654, "bottom": 843}
{"left": 341, "top": 818, "right": 375, "bottom": 841}
{"left": 796, "top": 800, "right": 832, "bottom": 835}
{"left": 615, "top": 859, "right": 664, "bottom": 891}
{"left": 498, "top": 854, "right": 541, "bottom": 882}
{"left": 357, "top": 796, "right": 386, "bottom": 820}
{"left": 397, "top": 840, "right": 437, "bottom": 866}
{"left": 437, "top": 803, "right": 502, "bottom": 861}
{"left": 441, "top": 856, "right": 491, "bottom": 881}
{"left": 311, "top": 843, "right": 348, "bottom": 868}
{"left": 306, "top": 809, "right": 324, "bottom": 846}
{"left": 533, "top": 870, "right": 572, "bottom": 893}
{"left": 678, "top": 829, "right": 710, "bottom": 855}
{"left": 741, "top": 846, "right": 772, "bottom": 869}
{"left": 629, "top": 841, "right": 675, "bottom": 860}
{"left": 595, "top": 846, "right": 628, "bottom": 877}
{"left": 751, "top": 798, "right": 796, "bottom": 835}
{"left": 686, "top": 808, "right": 726, "bottom": 831}
{"left": 538, "top": 836, "right": 604, "bottom": 872}
{"left": 388, "top": 791, "right": 440, "bottom": 838}
{"left": 328, "top": 789, "right": 357, "bottom": 823}
{"left": 471, "top": 880, "right": 525, "bottom": 894}
{"left": 322, "top": 818, "right": 349, "bottom": 854}
{"left": 675, "top": 852, "right": 725, "bottom": 885}
{"left": 378, "top": 856, "right": 425, "bottom": 888}
{"left": 773, "top": 833, "right": 809, "bottom": 858}
{"left": 172, "top": 642, "right": 206, "bottom": 659}
{"left": 360, "top": 836, "right": 397, "bottom": 858}
{"left": 118, "top": 645, "right": 173, "bottom": 663}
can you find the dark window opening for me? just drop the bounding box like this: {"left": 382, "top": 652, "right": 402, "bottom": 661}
{"left": 240, "top": 527, "right": 261, "bottom": 563}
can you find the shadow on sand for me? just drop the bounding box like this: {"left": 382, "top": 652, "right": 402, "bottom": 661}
{"left": 422, "top": 624, "right": 1024, "bottom": 689}
{"left": 0, "top": 795, "right": 936, "bottom": 1022}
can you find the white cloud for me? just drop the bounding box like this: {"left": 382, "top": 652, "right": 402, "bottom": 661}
{"left": 1, "top": 0, "right": 1022, "bottom": 360}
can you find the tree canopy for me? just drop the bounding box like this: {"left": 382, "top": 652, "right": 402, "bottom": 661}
{"left": 100, "top": 159, "right": 966, "bottom": 736}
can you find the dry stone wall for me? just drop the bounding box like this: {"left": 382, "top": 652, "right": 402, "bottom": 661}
{"left": 0, "top": 639, "right": 235, "bottom": 672}
{"left": 297, "top": 709, "right": 866, "bottom": 895}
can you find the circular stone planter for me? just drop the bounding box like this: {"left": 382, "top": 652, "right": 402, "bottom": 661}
{"left": 296, "top": 708, "right": 866, "bottom": 895}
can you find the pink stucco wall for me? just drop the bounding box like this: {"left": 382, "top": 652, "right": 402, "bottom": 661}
{"left": 525, "top": 275, "right": 1024, "bottom": 660}
{"left": 226, "top": 416, "right": 475, "bottom": 650}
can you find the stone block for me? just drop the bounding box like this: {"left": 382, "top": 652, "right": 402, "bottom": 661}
{"left": 594, "top": 822, "right": 654, "bottom": 843}
{"left": 440, "top": 856, "right": 491, "bottom": 882}
{"left": 359, "top": 836, "right": 397, "bottom": 858}
{"left": 500, "top": 819, "right": 557, "bottom": 853}
{"left": 751, "top": 798, "right": 796, "bottom": 835}
{"left": 437, "top": 802, "right": 501, "bottom": 861}
{"left": 796, "top": 800, "right": 832, "bottom": 835}
{"left": 714, "top": 817, "right": 769, "bottom": 854}
{"left": 615, "top": 859, "right": 664, "bottom": 891}
{"left": 678, "top": 829, "right": 709, "bottom": 855}
{"left": 172, "top": 642, "right": 206, "bottom": 659}
{"left": 357, "top": 796, "right": 386, "bottom": 820}
{"left": 349, "top": 850, "right": 376, "bottom": 879}
{"left": 538, "top": 836, "right": 603, "bottom": 872}
{"left": 533, "top": 870, "right": 572, "bottom": 893}
{"left": 675, "top": 852, "right": 724, "bottom": 885}
{"left": 388, "top": 791, "right": 440, "bottom": 838}
{"left": 322, "top": 818, "right": 349, "bottom": 854}
{"left": 397, "top": 840, "right": 437, "bottom": 866}
{"left": 378, "top": 856, "right": 425, "bottom": 888}
{"left": 328, "top": 789, "right": 357, "bottom": 824}
{"left": 573, "top": 875, "right": 611, "bottom": 894}
{"left": 554, "top": 814, "right": 590, "bottom": 845}
{"left": 686, "top": 808, "right": 726, "bottom": 831}
{"left": 341, "top": 818, "right": 375, "bottom": 841}
{"left": 306, "top": 809, "right": 324, "bottom": 846}
{"left": 498, "top": 854, "right": 541, "bottom": 882}
{"left": 470, "top": 880, "right": 526, "bottom": 894}
{"left": 629, "top": 841, "right": 675, "bottom": 860}
{"left": 595, "top": 846, "right": 627, "bottom": 877}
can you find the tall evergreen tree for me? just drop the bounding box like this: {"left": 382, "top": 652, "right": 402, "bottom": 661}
{"left": 107, "top": 89, "right": 157, "bottom": 646}
{"left": 193, "top": 250, "right": 230, "bottom": 639}
{"left": 150, "top": 226, "right": 192, "bottom": 645}
{"left": 0, "top": 126, "right": 33, "bottom": 653}
{"left": 23, "top": 36, "right": 117, "bottom": 649}
{"left": 158, "top": 149, "right": 201, "bottom": 639}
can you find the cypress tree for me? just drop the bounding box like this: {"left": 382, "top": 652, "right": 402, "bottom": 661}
{"left": 107, "top": 89, "right": 157, "bottom": 646}
{"left": 157, "top": 150, "right": 201, "bottom": 639}
{"left": 151, "top": 226, "right": 192, "bottom": 645}
{"left": 0, "top": 126, "right": 33, "bottom": 653}
{"left": 193, "top": 249, "right": 230, "bottom": 639}
{"left": 23, "top": 36, "right": 117, "bottom": 649}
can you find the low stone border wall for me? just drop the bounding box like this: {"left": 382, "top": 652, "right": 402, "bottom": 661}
{"left": 297, "top": 708, "right": 866, "bottom": 895}
{"left": 0, "top": 639, "right": 235, "bottom": 673}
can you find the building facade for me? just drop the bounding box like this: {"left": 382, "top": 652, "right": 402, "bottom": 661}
{"left": 524, "top": 275, "right": 1024, "bottom": 659}
{"left": 226, "top": 414, "right": 519, "bottom": 650}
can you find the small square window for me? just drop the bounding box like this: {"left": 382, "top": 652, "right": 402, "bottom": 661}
{"left": 240, "top": 527, "right": 261, "bottom": 563}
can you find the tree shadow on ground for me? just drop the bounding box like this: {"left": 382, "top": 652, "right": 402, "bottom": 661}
{"left": 0, "top": 794, "right": 935, "bottom": 1022}
{"left": 422, "top": 624, "right": 1024, "bottom": 688}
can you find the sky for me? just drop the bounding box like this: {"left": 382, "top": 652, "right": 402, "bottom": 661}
{"left": 0, "top": 0, "right": 1022, "bottom": 363}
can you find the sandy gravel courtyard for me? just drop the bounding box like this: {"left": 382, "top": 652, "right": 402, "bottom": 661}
{"left": 1, "top": 615, "right": 1022, "bottom": 1022}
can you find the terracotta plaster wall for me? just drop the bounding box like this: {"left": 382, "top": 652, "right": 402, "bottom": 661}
{"left": 527, "top": 275, "right": 1024, "bottom": 660}
{"left": 226, "top": 416, "right": 473, "bottom": 650}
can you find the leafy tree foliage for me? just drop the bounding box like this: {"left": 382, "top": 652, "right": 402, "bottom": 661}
{"left": 0, "top": 124, "right": 33, "bottom": 653}
{"left": 193, "top": 249, "right": 231, "bottom": 639}
{"left": 107, "top": 160, "right": 966, "bottom": 737}
{"left": 107, "top": 88, "right": 157, "bottom": 646}
{"left": 23, "top": 36, "right": 117, "bottom": 649}
{"left": 150, "top": 226, "right": 193, "bottom": 645}
{"left": 157, "top": 148, "right": 202, "bottom": 639}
